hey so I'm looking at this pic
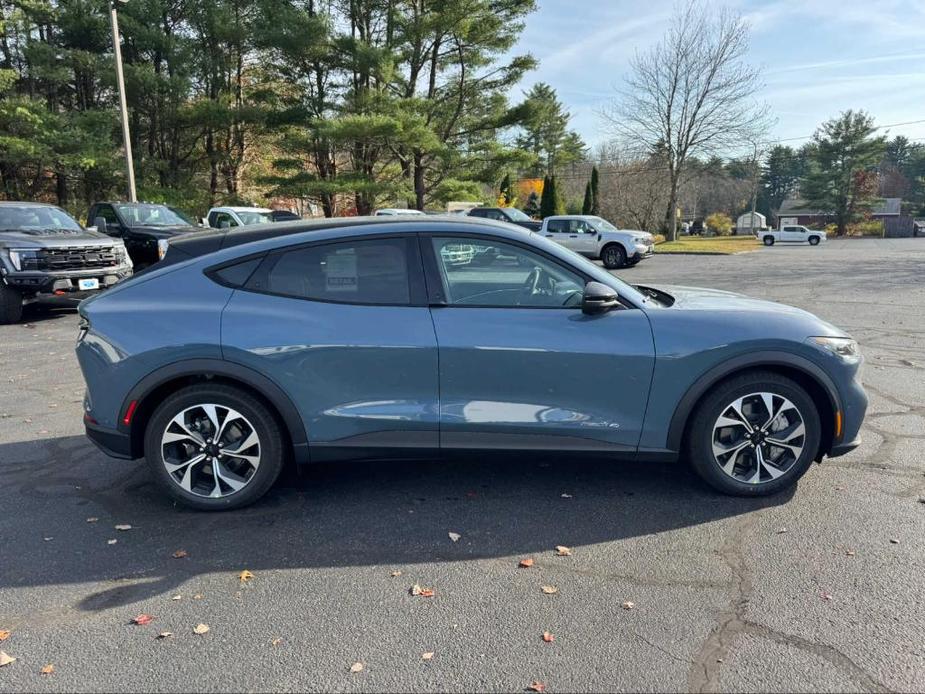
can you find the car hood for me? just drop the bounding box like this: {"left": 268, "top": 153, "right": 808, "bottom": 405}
{"left": 126, "top": 224, "right": 203, "bottom": 239}
{"left": 0, "top": 227, "right": 120, "bottom": 249}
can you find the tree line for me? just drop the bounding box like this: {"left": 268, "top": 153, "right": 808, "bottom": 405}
{"left": 0, "top": 0, "right": 585, "bottom": 217}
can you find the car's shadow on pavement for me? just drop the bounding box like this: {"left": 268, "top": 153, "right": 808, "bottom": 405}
{"left": 1, "top": 434, "right": 793, "bottom": 612}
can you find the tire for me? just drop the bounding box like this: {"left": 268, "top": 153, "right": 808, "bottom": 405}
{"left": 601, "top": 243, "right": 626, "bottom": 269}
{"left": 762, "top": 236, "right": 775, "bottom": 246}
{"left": 686, "top": 371, "right": 821, "bottom": 497}
{"left": 0, "top": 284, "right": 24, "bottom": 324}
{"left": 808, "top": 236, "right": 820, "bottom": 246}
{"left": 143, "top": 384, "right": 285, "bottom": 510}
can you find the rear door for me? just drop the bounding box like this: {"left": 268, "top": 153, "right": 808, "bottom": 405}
{"left": 543, "top": 219, "right": 571, "bottom": 249}
{"left": 782, "top": 226, "right": 807, "bottom": 243}
{"left": 221, "top": 234, "right": 439, "bottom": 457}
{"left": 423, "top": 234, "right": 655, "bottom": 452}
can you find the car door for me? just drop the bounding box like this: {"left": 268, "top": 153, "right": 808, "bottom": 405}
{"left": 221, "top": 234, "right": 439, "bottom": 458}
{"left": 570, "top": 219, "right": 599, "bottom": 255}
{"left": 782, "top": 226, "right": 806, "bottom": 243}
{"left": 424, "top": 234, "right": 656, "bottom": 452}
{"left": 543, "top": 219, "right": 570, "bottom": 249}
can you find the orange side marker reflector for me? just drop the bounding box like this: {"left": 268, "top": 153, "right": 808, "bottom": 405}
{"left": 123, "top": 400, "right": 138, "bottom": 426}
{"left": 835, "top": 410, "right": 842, "bottom": 439}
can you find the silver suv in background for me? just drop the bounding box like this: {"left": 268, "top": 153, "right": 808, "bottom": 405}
{"left": 0, "top": 202, "right": 132, "bottom": 324}
{"left": 539, "top": 215, "right": 655, "bottom": 268}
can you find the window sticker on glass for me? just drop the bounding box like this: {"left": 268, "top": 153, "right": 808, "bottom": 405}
{"left": 324, "top": 250, "right": 358, "bottom": 292}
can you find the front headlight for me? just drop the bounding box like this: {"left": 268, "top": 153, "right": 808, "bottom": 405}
{"left": 809, "top": 336, "right": 861, "bottom": 361}
{"left": 157, "top": 239, "right": 170, "bottom": 261}
{"left": 7, "top": 249, "right": 38, "bottom": 271}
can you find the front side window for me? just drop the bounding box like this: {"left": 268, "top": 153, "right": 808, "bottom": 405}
{"left": 430, "top": 237, "right": 584, "bottom": 308}
{"left": 215, "top": 213, "right": 237, "bottom": 228}
{"left": 237, "top": 210, "right": 272, "bottom": 225}
{"left": 115, "top": 204, "right": 189, "bottom": 226}
{"left": 94, "top": 205, "right": 120, "bottom": 225}
{"left": 259, "top": 238, "right": 411, "bottom": 305}
{"left": 589, "top": 217, "right": 619, "bottom": 233}
{"left": 503, "top": 208, "right": 531, "bottom": 222}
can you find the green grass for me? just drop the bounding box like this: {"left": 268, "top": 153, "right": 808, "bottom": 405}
{"left": 654, "top": 235, "right": 759, "bottom": 254}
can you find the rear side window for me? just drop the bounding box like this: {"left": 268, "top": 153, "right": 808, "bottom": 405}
{"left": 547, "top": 220, "right": 567, "bottom": 233}
{"left": 252, "top": 238, "right": 412, "bottom": 305}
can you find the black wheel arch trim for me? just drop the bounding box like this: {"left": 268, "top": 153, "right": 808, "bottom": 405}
{"left": 665, "top": 350, "right": 841, "bottom": 452}
{"left": 119, "top": 358, "right": 309, "bottom": 463}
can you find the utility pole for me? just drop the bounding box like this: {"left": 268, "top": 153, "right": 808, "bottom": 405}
{"left": 109, "top": 1, "right": 136, "bottom": 202}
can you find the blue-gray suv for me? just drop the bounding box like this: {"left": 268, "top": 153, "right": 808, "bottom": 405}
{"left": 76, "top": 217, "right": 867, "bottom": 510}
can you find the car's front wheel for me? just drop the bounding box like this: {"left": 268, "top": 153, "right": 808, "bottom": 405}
{"left": 808, "top": 236, "right": 820, "bottom": 246}
{"left": 601, "top": 243, "right": 626, "bottom": 269}
{"left": 686, "top": 371, "right": 821, "bottom": 496}
{"left": 143, "top": 384, "right": 285, "bottom": 510}
{"left": 763, "top": 236, "right": 775, "bottom": 246}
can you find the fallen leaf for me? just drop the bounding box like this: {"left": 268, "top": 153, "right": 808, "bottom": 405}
{"left": 86, "top": 517, "right": 98, "bottom": 523}
{"left": 448, "top": 532, "right": 461, "bottom": 543}
{"left": 889, "top": 538, "right": 900, "bottom": 545}
{"left": 0, "top": 630, "right": 9, "bottom": 642}
{"left": 156, "top": 632, "right": 172, "bottom": 640}
{"left": 239, "top": 569, "right": 254, "bottom": 582}
{"left": 555, "top": 545, "right": 571, "bottom": 557}
{"left": 519, "top": 558, "right": 534, "bottom": 568}
{"left": 171, "top": 595, "right": 182, "bottom": 601}
{"left": 172, "top": 550, "right": 188, "bottom": 559}
{"left": 560, "top": 493, "right": 572, "bottom": 498}
{"left": 193, "top": 623, "right": 210, "bottom": 635}
{"left": 114, "top": 524, "right": 132, "bottom": 531}
{"left": 193, "top": 594, "right": 203, "bottom": 600}
{"left": 390, "top": 570, "right": 402, "bottom": 577}
{"left": 541, "top": 585, "right": 558, "bottom": 595}
{"left": 821, "top": 592, "right": 833, "bottom": 601}
{"left": 845, "top": 549, "right": 856, "bottom": 557}
{"left": 622, "top": 601, "right": 635, "bottom": 610}
{"left": 131, "top": 614, "right": 154, "bottom": 626}
{"left": 528, "top": 681, "right": 546, "bottom": 692}
{"left": 43, "top": 537, "right": 53, "bottom": 542}
{"left": 410, "top": 584, "right": 435, "bottom": 598}
{"left": 542, "top": 632, "right": 555, "bottom": 643}
{"left": 40, "top": 664, "right": 54, "bottom": 675}
{"left": 271, "top": 638, "right": 283, "bottom": 647}
{"left": 776, "top": 528, "right": 788, "bottom": 534}
{"left": 350, "top": 662, "right": 364, "bottom": 673}
{"left": 107, "top": 539, "right": 117, "bottom": 545}
{"left": 422, "top": 652, "right": 434, "bottom": 661}
{"left": 0, "top": 651, "right": 14, "bottom": 667}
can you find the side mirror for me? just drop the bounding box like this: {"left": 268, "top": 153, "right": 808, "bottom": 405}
{"left": 582, "top": 281, "right": 619, "bottom": 315}
{"left": 93, "top": 217, "right": 108, "bottom": 234}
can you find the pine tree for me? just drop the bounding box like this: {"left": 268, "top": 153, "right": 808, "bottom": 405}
{"left": 524, "top": 191, "right": 540, "bottom": 217}
{"left": 582, "top": 181, "right": 593, "bottom": 214}
{"left": 552, "top": 176, "right": 566, "bottom": 215}
{"left": 539, "top": 175, "right": 552, "bottom": 218}
{"left": 499, "top": 173, "right": 512, "bottom": 205}
{"left": 590, "top": 166, "right": 600, "bottom": 215}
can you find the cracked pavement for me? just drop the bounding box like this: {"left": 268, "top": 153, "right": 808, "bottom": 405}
{"left": 1, "top": 237, "right": 924, "bottom": 692}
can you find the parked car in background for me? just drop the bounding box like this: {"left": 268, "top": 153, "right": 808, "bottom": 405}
{"left": 467, "top": 207, "right": 542, "bottom": 232}
{"left": 540, "top": 215, "right": 655, "bottom": 269}
{"left": 761, "top": 225, "right": 826, "bottom": 246}
{"left": 204, "top": 206, "right": 273, "bottom": 229}
{"left": 87, "top": 201, "right": 201, "bottom": 269}
{"left": 269, "top": 209, "right": 301, "bottom": 222}
{"left": 0, "top": 202, "right": 132, "bottom": 324}
{"left": 76, "top": 216, "right": 865, "bottom": 510}
{"left": 375, "top": 208, "right": 426, "bottom": 216}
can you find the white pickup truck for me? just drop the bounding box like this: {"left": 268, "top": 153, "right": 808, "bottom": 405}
{"left": 539, "top": 215, "right": 655, "bottom": 268}
{"left": 759, "top": 225, "right": 826, "bottom": 247}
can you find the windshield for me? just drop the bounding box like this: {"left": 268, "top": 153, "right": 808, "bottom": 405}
{"left": 0, "top": 205, "right": 82, "bottom": 231}
{"left": 168, "top": 206, "right": 196, "bottom": 225}
{"left": 588, "top": 217, "right": 619, "bottom": 232}
{"left": 116, "top": 204, "right": 190, "bottom": 227}
{"left": 237, "top": 210, "right": 272, "bottom": 225}
{"left": 504, "top": 208, "right": 531, "bottom": 221}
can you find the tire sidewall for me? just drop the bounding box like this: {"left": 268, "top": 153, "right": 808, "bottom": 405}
{"left": 809, "top": 237, "right": 820, "bottom": 246}
{"left": 143, "top": 385, "right": 284, "bottom": 510}
{"left": 763, "top": 236, "right": 774, "bottom": 246}
{"left": 601, "top": 244, "right": 626, "bottom": 269}
{"left": 688, "top": 375, "right": 821, "bottom": 497}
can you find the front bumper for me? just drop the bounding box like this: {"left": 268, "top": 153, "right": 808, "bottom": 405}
{"left": 828, "top": 374, "right": 868, "bottom": 458}
{"left": 631, "top": 243, "right": 655, "bottom": 262}
{"left": 2, "top": 266, "right": 132, "bottom": 300}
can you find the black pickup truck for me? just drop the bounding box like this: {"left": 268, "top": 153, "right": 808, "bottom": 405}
{"left": 0, "top": 202, "right": 133, "bottom": 324}
{"left": 87, "top": 202, "right": 203, "bottom": 269}
{"left": 466, "top": 207, "right": 543, "bottom": 232}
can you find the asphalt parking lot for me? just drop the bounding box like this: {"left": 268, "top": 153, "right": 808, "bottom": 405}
{"left": 1, "top": 237, "right": 924, "bottom": 693}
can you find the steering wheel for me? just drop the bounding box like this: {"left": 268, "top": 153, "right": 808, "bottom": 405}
{"left": 518, "top": 267, "right": 555, "bottom": 305}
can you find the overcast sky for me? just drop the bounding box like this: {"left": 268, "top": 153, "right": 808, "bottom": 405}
{"left": 509, "top": 0, "right": 925, "bottom": 155}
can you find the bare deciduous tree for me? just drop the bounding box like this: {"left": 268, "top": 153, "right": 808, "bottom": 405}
{"left": 602, "top": 2, "right": 771, "bottom": 240}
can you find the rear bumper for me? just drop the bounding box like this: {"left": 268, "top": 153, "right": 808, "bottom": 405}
{"left": 85, "top": 420, "right": 135, "bottom": 460}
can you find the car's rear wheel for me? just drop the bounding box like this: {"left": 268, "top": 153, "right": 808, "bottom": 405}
{"left": 143, "top": 384, "right": 285, "bottom": 510}
{"left": 601, "top": 243, "right": 626, "bottom": 269}
{"left": 686, "top": 371, "right": 821, "bottom": 496}
{"left": 0, "top": 284, "right": 23, "bottom": 324}
{"left": 809, "top": 236, "right": 820, "bottom": 246}
{"left": 763, "top": 236, "right": 775, "bottom": 246}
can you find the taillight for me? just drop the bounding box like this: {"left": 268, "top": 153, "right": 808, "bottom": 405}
{"left": 122, "top": 400, "right": 138, "bottom": 426}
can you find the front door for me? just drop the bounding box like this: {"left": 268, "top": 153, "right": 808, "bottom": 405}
{"left": 782, "top": 226, "right": 807, "bottom": 243}
{"left": 571, "top": 219, "right": 599, "bottom": 255}
{"left": 221, "top": 235, "right": 439, "bottom": 457}
{"left": 424, "top": 235, "right": 656, "bottom": 452}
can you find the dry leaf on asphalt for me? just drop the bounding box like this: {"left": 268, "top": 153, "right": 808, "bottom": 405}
{"left": 86, "top": 517, "right": 98, "bottom": 523}
{"left": 528, "top": 681, "right": 546, "bottom": 692}
{"left": 107, "top": 539, "right": 117, "bottom": 545}
{"left": 0, "top": 652, "right": 15, "bottom": 667}
{"left": 560, "top": 493, "right": 572, "bottom": 498}
{"left": 239, "top": 569, "right": 254, "bottom": 582}
{"left": 0, "top": 630, "right": 9, "bottom": 642}
{"left": 350, "top": 662, "right": 364, "bottom": 673}
{"left": 422, "top": 652, "right": 434, "bottom": 660}
{"left": 156, "top": 632, "right": 173, "bottom": 639}
{"left": 410, "top": 584, "right": 435, "bottom": 598}
{"left": 271, "top": 638, "right": 283, "bottom": 647}
{"left": 448, "top": 532, "right": 461, "bottom": 543}
{"left": 172, "top": 550, "right": 188, "bottom": 559}
{"left": 845, "top": 549, "right": 856, "bottom": 557}
{"left": 193, "top": 594, "right": 203, "bottom": 600}
{"left": 171, "top": 595, "right": 182, "bottom": 601}
{"left": 40, "top": 664, "right": 54, "bottom": 675}
{"left": 114, "top": 524, "right": 132, "bottom": 531}
{"left": 622, "top": 601, "right": 635, "bottom": 610}
{"left": 821, "top": 592, "right": 833, "bottom": 601}
{"left": 390, "top": 570, "right": 402, "bottom": 577}
{"left": 131, "top": 614, "right": 154, "bottom": 626}
{"left": 541, "top": 585, "right": 558, "bottom": 595}
{"left": 555, "top": 545, "right": 571, "bottom": 556}
{"left": 519, "top": 558, "right": 534, "bottom": 568}
{"left": 193, "top": 623, "right": 210, "bottom": 635}
{"left": 542, "top": 632, "right": 555, "bottom": 643}
{"left": 889, "top": 538, "right": 900, "bottom": 544}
